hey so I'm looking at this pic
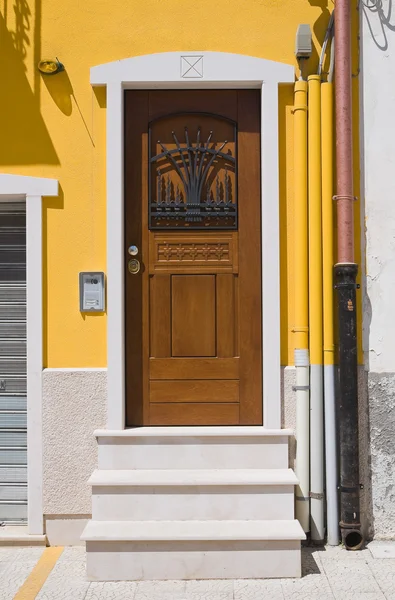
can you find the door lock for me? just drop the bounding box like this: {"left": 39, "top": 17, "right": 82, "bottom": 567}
{"left": 128, "top": 245, "right": 139, "bottom": 256}
{"left": 128, "top": 258, "right": 140, "bottom": 274}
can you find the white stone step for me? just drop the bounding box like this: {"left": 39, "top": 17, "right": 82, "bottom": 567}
{"left": 90, "top": 468, "right": 297, "bottom": 521}
{"left": 82, "top": 519, "right": 305, "bottom": 580}
{"left": 89, "top": 467, "right": 298, "bottom": 486}
{"left": 0, "top": 526, "right": 46, "bottom": 546}
{"left": 96, "top": 427, "right": 292, "bottom": 470}
{"left": 82, "top": 519, "right": 305, "bottom": 541}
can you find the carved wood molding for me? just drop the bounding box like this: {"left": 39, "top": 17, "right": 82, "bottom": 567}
{"left": 149, "top": 233, "right": 238, "bottom": 273}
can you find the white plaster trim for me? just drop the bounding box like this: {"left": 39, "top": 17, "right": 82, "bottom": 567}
{"left": 26, "top": 195, "right": 43, "bottom": 535}
{"left": 106, "top": 83, "right": 125, "bottom": 430}
{"left": 0, "top": 174, "right": 58, "bottom": 197}
{"left": 90, "top": 51, "right": 294, "bottom": 430}
{"left": 0, "top": 177, "right": 58, "bottom": 535}
{"left": 91, "top": 51, "right": 293, "bottom": 87}
{"left": 261, "top": 83, "right": 282, "bottom": 428}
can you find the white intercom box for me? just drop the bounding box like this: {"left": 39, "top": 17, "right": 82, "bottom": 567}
{"left": 79, "top": 272, "right": 105, "bottom": 312}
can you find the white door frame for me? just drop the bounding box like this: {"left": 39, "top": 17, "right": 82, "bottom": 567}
{"left": 90, "top": 51, "right": 294, "bottom": 431}
{"left": 0, "top": 174, "right": 58, "bottom": 535}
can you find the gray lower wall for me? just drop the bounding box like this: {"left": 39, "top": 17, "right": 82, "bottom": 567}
{"left": 281, "top": 366, "right": 297, "bottom": 471}
{"left": 367, "top": 372, "right": 395, "bottom": 539}
{"left": 40, "top": 366, "right": 394, "bottom": 540}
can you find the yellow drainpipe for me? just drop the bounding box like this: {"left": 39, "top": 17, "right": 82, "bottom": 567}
{"left": 293, "top": 80, "right": 310, "bottom": 533}
{"left": 308, "top": 74, "right": 324, "bottom": 542}
{"left": 321, "top": 80, "right": 339, "bottom": 545}
{"left": 322, "top": 81, "right": 335, "bottom": 373}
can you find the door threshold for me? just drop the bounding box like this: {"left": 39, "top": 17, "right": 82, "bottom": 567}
{"left": 94, "top": 426, "right": 294, "bottom": 437}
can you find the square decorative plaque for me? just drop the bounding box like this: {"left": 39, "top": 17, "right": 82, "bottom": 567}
{"left": 181, "top": 55, "right": 204, "bottom": 78}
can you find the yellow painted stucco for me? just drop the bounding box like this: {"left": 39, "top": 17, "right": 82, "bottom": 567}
{"left": 0, "top": 0, "right": 362, "bottom": 367}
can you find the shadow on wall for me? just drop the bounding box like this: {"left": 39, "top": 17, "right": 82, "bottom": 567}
{"left": 306, "top": 0, "right": 333, "bottom": 75}
{"left": 42, "top": 71, "right": 74, "bottom": 116}
{"left": 42, "top": 186, "right": 65, "bottom": 368}
{"left": 0, "top": 0, "right": 59, "bottom": 165}
{"left": 363, "top": 0, "right": 395, "bottom": 51}
{"left": 93, "top": 87, "right": 106, "bottom": 110}
{"left": 43, "top": 71, "right": 96, "bottom": 146}
{"left": 308, "top": 0, "right": 332, "bottom": 38}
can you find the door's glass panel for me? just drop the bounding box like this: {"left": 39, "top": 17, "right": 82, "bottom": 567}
{"left": 149, "top": 113, "right": 237, "bottom": 230}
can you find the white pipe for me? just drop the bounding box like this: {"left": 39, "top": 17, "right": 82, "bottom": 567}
{"left": 310, "top": 364, "right": 325, "bottom": 541}
{"left": 324, "top": 364, "right": 339, "bottom": 544}
{"left": 295, "top": 348, "right": 310, "bottom": 533}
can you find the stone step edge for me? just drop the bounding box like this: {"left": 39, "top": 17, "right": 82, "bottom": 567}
{"left": 82, "top": 519, "right": 306, "bottom": 542}
{"left": 88, "top": 468, "right": 298, "bottom": 487}
{"left": 95, "top": 426, "right": 293, "bottom": 438}
{"left": 0, "top": 527, "right": 47, "bottom": 546}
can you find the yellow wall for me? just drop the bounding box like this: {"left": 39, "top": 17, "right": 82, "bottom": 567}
{"left": 0, "top": 0, "right": 362, "bottom": 367}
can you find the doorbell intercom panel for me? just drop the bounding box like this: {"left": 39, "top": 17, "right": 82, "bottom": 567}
{"left": 79, "top": 272, "right": 105, "bottom": 312}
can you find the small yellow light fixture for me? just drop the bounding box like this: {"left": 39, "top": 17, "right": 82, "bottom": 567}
{"left": 38, "top": 57, "right": 64, "bottom": 75}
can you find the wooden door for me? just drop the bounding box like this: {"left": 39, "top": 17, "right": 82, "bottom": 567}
{"left": 125, "top": 90, "right": 262, "bottom": 426}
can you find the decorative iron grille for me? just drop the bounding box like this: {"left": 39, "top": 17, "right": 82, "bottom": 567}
{"left": 149, "top": 118, "right": 237, "bottom": 230}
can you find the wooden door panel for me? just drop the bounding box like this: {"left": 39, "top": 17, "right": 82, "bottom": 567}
{"left": 148, "top": 90, "right": 238, "bottom": 123}
{"left": 150, "top": 358, "right": 239, "bottom": 380}
{"left": 149, "top": 275, "right": 171, "bottom": 358}
{"left": 150, "top": 380, "right": 239, "bottom": 403}
{"left": 125, "top": 90, "right": 262, "bottom": 426}
{"left": 150, "top": 403, "right": 239, "bottom": 426}
{"left": 171, "top": 275, "right": 216, "bottom": 357}
{"left": 216, "top": 274, "right": 236, "bottom": 358}
{"left": 125, "top": 91, "right": 149, "bottom": 427}
{"left": 237, "top": 90, "right": 262, "bottom": 425}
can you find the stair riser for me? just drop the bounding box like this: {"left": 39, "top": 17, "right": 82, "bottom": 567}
{"left": 86, "top": 540, "right": 301, "bottom": 580}
{"left": 92, "top": 485, "right": 295, "bottom": 521}
{"left": 97, "top": 437, "right": 289, "bottom": 470}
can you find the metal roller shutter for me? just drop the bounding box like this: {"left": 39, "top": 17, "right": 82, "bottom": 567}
{"left": 0, "top": 201, "right": 27, "bottom": 524}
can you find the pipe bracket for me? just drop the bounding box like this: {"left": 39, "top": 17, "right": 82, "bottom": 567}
{"left": 340, "top": 520, "right": 362, "bottom": 530}
{"left": 292, "top": 385, "right": 310, "bottom": 391}
{"left": 292, "top": 105, "right": 308, "bottom": 113}
{"left": 334, "top": 282, "right": 360, "bottom": 289}
{"left": 338, "top": 484, "right": 364, "bottom": 493}
{"left": 333, "top": 194, "right": 358, "bottom": 202}
{"left": 310, "top": 492, "right": 325, "bottom": 500}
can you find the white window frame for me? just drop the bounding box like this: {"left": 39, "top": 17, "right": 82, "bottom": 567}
{"left": 0, "top": 174, "right": 58, "bottom": 534}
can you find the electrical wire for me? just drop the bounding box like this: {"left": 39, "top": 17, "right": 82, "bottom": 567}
{"left": 328, "top": 31, "right": 335, "bottom": 83}
{"left": 318, "top": 11, "right": 335, "bottom": 77}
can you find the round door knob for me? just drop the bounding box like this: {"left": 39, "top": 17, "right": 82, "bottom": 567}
{"left": 128, "top": 245, "right": 139, "bottom": 256}
{"left": 128, "top": 259, "right": 140, "bottom": 274}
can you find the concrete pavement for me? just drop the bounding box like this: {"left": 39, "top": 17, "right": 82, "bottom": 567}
{"left": 1, "top": 543, "right": 395, "bottom": 599}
